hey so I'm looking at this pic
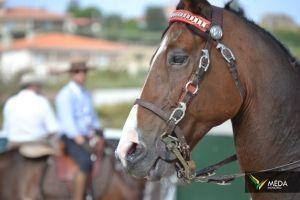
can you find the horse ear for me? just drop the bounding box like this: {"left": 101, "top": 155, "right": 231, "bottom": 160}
{"left": 180, "top": 0, "right": 211, "bottom": 18}
{"left": 178, "top": 0, "right": 210, "bottom": 10}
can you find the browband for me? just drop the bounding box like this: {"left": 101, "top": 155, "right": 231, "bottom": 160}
{"left": 169, "top": 10, "right": 212, "bottom": 33}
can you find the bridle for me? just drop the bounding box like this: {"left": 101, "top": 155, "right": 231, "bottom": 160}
{"left": 135, "top": 6, "right": 300, "bottom": 184}
{"left": 135, "top": 6, "right": 242, "bottom": 184}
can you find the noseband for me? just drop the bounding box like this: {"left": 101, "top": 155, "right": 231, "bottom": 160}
{"left": 135, "top": 7, "right": 300, "bottom": 184}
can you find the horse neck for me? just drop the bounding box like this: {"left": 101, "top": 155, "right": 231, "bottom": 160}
{"left": 225, "top": 11, "right": 300, "bottom": 171}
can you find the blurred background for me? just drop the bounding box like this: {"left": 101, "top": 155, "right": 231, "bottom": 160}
{"left": 0, "top": 0, "right": 299, "bottom": 199}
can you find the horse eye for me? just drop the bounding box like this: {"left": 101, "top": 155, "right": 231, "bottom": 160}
{"left": 169, "top": 55, "right": 189, "bottom": 65}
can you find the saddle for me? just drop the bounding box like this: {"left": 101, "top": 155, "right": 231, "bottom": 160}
{"left": 54, "top": 153, "right": 79, "bottom": 182}
{"left": 19, "top": 142, "right": 56, "bottom": 158}
{"left": 0, "top": 140, "right": 57, "bottom": 159}
{"left": 54, "top": 138, "right": 105, "bottom": 183}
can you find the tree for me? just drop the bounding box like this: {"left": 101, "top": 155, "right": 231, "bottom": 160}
{"left": 75, "top": 7, "right": 102, "bottom": 19}
{"left": 145, "top": 6, "right": 168, "bottom": 31}
{"left": 67, "top": 0, "right": 80, "bottom": 14}
{"left": 104, "top": 14, "right": 123, "bottom": 29}
{"left": 123, "top": 19, "right": 139, "bottom": 31}
{"left": 67, "top": 1, "right": 102, "bottom": 19}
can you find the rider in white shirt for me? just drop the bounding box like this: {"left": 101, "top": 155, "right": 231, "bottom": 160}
{"left": 1, "top": 73, "right": 59, "bottom": 143}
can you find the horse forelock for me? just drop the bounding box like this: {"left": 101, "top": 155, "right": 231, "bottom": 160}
{"left": 177, "top": 0, "right": 212, "bottom": 20}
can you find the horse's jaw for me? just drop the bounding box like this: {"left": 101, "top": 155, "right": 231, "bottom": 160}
{"left": 147, "top": 159, "right": 176, "bottom": 181}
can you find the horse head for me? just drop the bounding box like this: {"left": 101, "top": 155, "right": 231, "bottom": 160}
{"left": 116, "top": 0, "right": 244, "bottom": 180}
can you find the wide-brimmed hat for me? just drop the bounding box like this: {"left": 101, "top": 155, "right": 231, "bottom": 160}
{"left": 67, "top": 58, "right": 93, "bottom": 73}
{"left": 20, "top": 73, "right": 44, "bottom": 87}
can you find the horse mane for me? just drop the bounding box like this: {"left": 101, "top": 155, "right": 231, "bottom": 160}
{"left": 175, "top": 0, "right": 299, "bottom": 68}
{"left": 224, "top": 1, "right": 299, "bottom": 68}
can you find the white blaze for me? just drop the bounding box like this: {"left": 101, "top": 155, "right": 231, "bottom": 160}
{"left": 116, "top": 105, "right": 139, "bottom": 166}
{"left": 116, "top": 35, "right": 169, "bottom": 166}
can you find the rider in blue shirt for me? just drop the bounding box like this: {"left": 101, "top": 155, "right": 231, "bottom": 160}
{"left": 56, "top": 81, "right": 100, "bottom": 138}
{"left": 56, "top": 59, "right": 103, "bottom": 200}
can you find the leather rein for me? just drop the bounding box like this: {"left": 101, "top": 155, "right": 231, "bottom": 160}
{"left": 135, "top": 6, "right": 300, "bottom": 185}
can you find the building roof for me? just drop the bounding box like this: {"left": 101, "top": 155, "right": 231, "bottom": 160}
{"left": 0, "top": 33, "right": 126, "bottom": 52}
{"left": 0, "top": 7, "right": 66, "bottom": 21}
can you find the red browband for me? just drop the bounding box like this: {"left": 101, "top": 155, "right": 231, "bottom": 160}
{"left": 169, "top": 10, "right": 212, "bottom": 32}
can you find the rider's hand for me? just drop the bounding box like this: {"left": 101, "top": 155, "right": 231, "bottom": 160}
{"left": 74, "top": 135, "right": 85, "bottom": 145}
{"left": 95, "top": 129, "right": 104, "bottom": 137}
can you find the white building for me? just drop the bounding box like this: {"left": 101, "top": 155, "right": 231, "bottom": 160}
{"left": 0, "top": 33, "right": 125, "bottom": 76}
{"left": 0, "top": 6, "right": 66, "bottom": 42}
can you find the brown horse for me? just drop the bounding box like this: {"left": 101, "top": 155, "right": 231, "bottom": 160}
{"left": 115, "top": 0, "right": 300, "bottom": 200}
{"left": 0, "top": 140, "right": 144, "bottom": 200}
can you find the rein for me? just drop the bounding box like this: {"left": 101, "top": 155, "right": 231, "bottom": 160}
{"left": 135, "top": 6, "right": 300, "bottom": 184}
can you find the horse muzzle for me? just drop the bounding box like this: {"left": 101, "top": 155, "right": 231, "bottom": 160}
{"left": 115, "top": 141, "right": 147, "bottom": 169}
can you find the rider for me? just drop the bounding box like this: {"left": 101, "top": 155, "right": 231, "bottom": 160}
{"left": 55, "top": 59, "right": 103, "bottom": 200}
{"left": 1, "top": 73, "right": 59, "bottom": 143}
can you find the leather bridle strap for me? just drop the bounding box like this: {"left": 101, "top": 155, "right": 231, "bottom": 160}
{"left": 196, "top": 154, "right": 237, "bottom": 177}
{"left": 195, "top": 156, "right": 300, "bottom": 185}
{"left": 134, "top": 99, "right": 187, "bottom": 144}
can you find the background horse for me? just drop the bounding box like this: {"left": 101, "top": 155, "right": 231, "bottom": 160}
{"left": 116, "top": 0, "right": 300, "bottom": 200}
{"left": 0, "top": 140, "right": 145, "bottom": 200}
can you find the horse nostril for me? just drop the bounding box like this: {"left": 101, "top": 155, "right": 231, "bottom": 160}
{"left": 127, "top": 142, "right": 138, "bottom": 157}
{"left": 126, "top": 142, "right": 145, "bottom": 164}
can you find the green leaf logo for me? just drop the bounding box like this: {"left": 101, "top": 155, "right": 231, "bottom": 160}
{"left": 249, "top": 175, "right": 268, "bottom": 191}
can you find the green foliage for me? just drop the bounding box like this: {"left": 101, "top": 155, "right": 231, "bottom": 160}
{"left": 66, "top": 0, "right": 80, "bottom": 14}
{"left": 274, "top": 30, "right": 300, "bottom": 47}
{"left": 104, "top": 15, "right": 123, "bottom": 29}
{"left": 67, "top": 0, "right": 102, "bottom": 19}
{"left": 75, "top": 7, "right": 102, "bottom": 19}
{"left": 101, "top": 28, "right": 162, "bottom": 44}
{"left": 97, "top": 103, "right": 132, "bottom": 128}
{"left": 273, "top": 29, "right": 300, "bottom": 59}
{"left": 145, "top": 6, "right": 168, "bottom": 31}
{"left": 123, "top": 19, "right": 139, "bottom": 31}
{"left": 102, "top": 15, "right": 124, "bottom": 40}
